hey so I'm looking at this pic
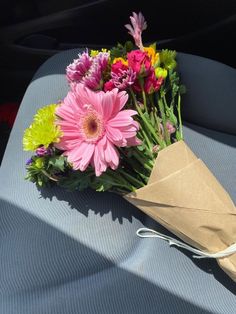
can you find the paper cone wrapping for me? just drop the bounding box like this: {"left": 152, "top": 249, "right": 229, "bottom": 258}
{"left": 125, "top": 141, "right": 236, "bottom": 281}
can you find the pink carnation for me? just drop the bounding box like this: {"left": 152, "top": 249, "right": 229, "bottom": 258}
{"left": 144, "top": 70, "right": 163, "bottom": 94}
{"left": 107, "top": 61, "right": 136, "bottom": 91}
{"left": 56, "top": 84, "right": 140, "bottom": 176}
{"left": 104, "top": 80, "right": 115, "bottom": 92}
{"left": 127, "top": 50, "right": 151, "bottom": 75}
{"left": 111, "top": 61, "right": 128, "bottom": 74}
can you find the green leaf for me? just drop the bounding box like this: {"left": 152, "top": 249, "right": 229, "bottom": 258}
{"left": 176, "top": 130, "right": 183, "bottom": 141}
{"left": 124, "top": 40, "right": 134, "bottom": 52}
{"left": 165, "top": 106, "right": 178, "bottom": 125}
{"left": 110, "top": 41, "right": 134, "bottom": 61}
{"left": 58, "top": 170, "right": 91, "bottom": 191}
{"left": 179, "top": 84, "right": 186, "bottom": 94}
{"left": 48, "top": 155, "right": 67, "bottom": 172}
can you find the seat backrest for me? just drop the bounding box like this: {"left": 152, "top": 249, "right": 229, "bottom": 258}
{"left": 178, "top": 52, "right": 236, "bottom": 135}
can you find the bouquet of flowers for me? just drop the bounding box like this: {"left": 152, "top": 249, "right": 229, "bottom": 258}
{"left": 23, "top": 12, "right": 236, "bottom": 281}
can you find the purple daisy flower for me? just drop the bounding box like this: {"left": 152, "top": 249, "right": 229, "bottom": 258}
{"left": 66, "top": 51, "right": 92, "bottom": 82}
{"left": 111, "top": 68, "right": 136, "bottom": 90}
{"left": 66, "top": 50, "right": 110, "bottom": 90}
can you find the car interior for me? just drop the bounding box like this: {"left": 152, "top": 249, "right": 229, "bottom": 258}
{"left": 1, "top": 0, "right": 236, "bottom": 162}
{"left": 0, "top": 0, "right": 236, "bottom": 313}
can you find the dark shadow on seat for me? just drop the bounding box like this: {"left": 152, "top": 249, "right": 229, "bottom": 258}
{"left": 39, "top": 186, "right": 147, "bottom": 225}
{"left": 0, "top": 198, "right": 218, "bottom": 314}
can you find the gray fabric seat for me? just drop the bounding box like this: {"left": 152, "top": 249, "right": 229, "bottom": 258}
{"left": 0, "top": 49, "right": 235, "bottom": 314}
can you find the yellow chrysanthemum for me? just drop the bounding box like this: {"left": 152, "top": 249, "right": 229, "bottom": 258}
{"left": 160, "top": 49, "right": 177, "bottom": 70}
{"left": 155, "top": 67, "right": 168, "bottom": 79}
{"left": 144, "top": 46, "right": 160, "bottom": 67}
{"left": 113, "top": 57, "right": 128, "bottom": 66}
{"left": 23, "top": 104, "right": 61, "bottom": 151}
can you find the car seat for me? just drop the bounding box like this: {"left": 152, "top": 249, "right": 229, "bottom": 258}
{"left": 0, "top": 49, "right": 235, "bottom": 313}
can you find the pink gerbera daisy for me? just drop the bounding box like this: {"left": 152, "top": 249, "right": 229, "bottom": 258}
{"left": 56, "top": 84, "right": 140, "bottom": 176}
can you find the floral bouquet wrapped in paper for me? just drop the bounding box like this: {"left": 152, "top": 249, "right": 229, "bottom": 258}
{"left": 23, "top": 13, "right": 236, "bottom": 281}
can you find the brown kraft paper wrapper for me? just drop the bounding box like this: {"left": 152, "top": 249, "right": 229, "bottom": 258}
{"left": 125, "top": 140, "right": 236, "bottom": 282}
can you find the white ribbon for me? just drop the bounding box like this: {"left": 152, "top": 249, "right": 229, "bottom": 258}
{"left": 136, "top": 228, "right": 236, "bottom": 259}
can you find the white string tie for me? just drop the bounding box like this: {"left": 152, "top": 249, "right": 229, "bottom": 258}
{"left": 136, "top": 228, "right": 236, "bottom": 259}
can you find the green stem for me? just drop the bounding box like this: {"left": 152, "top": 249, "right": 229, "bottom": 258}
{"left": 103, "top": 171, "right": 134, "bottom": 192}
{"left": 177, "top": 92, "right": 183, "bottom": 140}
{"left": 119, "top": 169, "right": 145, "bottom": 188}
{"left": 138, "top": 171, "right": 149, "bottom": 183}
{"left": 134, "top": 145, "right": 154, "bottom": 166}
{"left": 149, "top": 94, "right": 160, "bottom": 129}
{"left": 158, "top": 98, "right": 171, "bottom": 146}
{"left": 149, "top": 93, "right": 155, "bottom": 109}
{"left": 141, "top": 87, "right": 147, "bottom": 112}
{"left": 138, "top": 105, "right": 162, "bottom": 145}
{"left": 138, "top": 78, "right": 147, "bottom": 112}
{"left": 41, "top": 169, "right": 59, "bottom": 182}
{"left": 132, "top": 150, "right": 153, "bottom": 172}
{"left": 130, "top": 88, "right": 159, "bottom": 146}
{"left": 153, "top": 106, "right": 160, "bottom": 130}
{"left": 140, "top": 128, "right": 153, "bottom": 151}
{"left": 119, "top": 149, "right": 146, "bottom": 175}
{"left": 162, "top": 93, "right": 169, "bottom": 110}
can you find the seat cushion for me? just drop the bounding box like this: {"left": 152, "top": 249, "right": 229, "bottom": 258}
{"left": 178, "top": 52, "right": 236, "bottom": 135}
{"left": 0, "top": 49, "right": 235, "bottom": 313}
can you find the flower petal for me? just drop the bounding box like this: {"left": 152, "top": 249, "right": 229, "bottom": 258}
{"left": 104, "top": 139, "right": 119, "bottom": 169}
{"left": 108, "top": 110, "right": 137, "bottom": 127}
{"left": 101, "top": 90, "right": 115, "bottom": 121}
{"left": 68, "top": 142, "right": 94, "bottom": 171}
{"left": 112, "top": 90, "right": 129, "bottom": 114}
{"left": 93, "top": 139, "right": 107, "bottom": 176}
{"left": 106, "top": 125, "right": 127, "bottom": 146}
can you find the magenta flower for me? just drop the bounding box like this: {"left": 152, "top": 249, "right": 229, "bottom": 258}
{"left": 96, "top": 51, "right": 110, "bottom": 71}
{"left": 144, "top": 70, "right": 163, "bottom": 94}
{"left": 104, "top": 80, "right": 115, "bottom": 92}
{"left": 125, "top": 12, "right": 147, "bottom": 50}
{"left": 111, "top": 67, "right": 136, "bottom": 90}
{"left": 127, "top": 50, "right": 151, "bottom": 75}
{"left": 36, "top": 146, "right": 52, "bottom": 157}
{"left": 107, "top": 61, "right": 136, "bottom": 91}
{"left": 66, "top": 51, "right": 92, "bottom": 82}
{"left": 66, "top": 51, "right": 109, "bottom": 90}
{"left": 56, "top": 84, "right": 140, "bottom": 176}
